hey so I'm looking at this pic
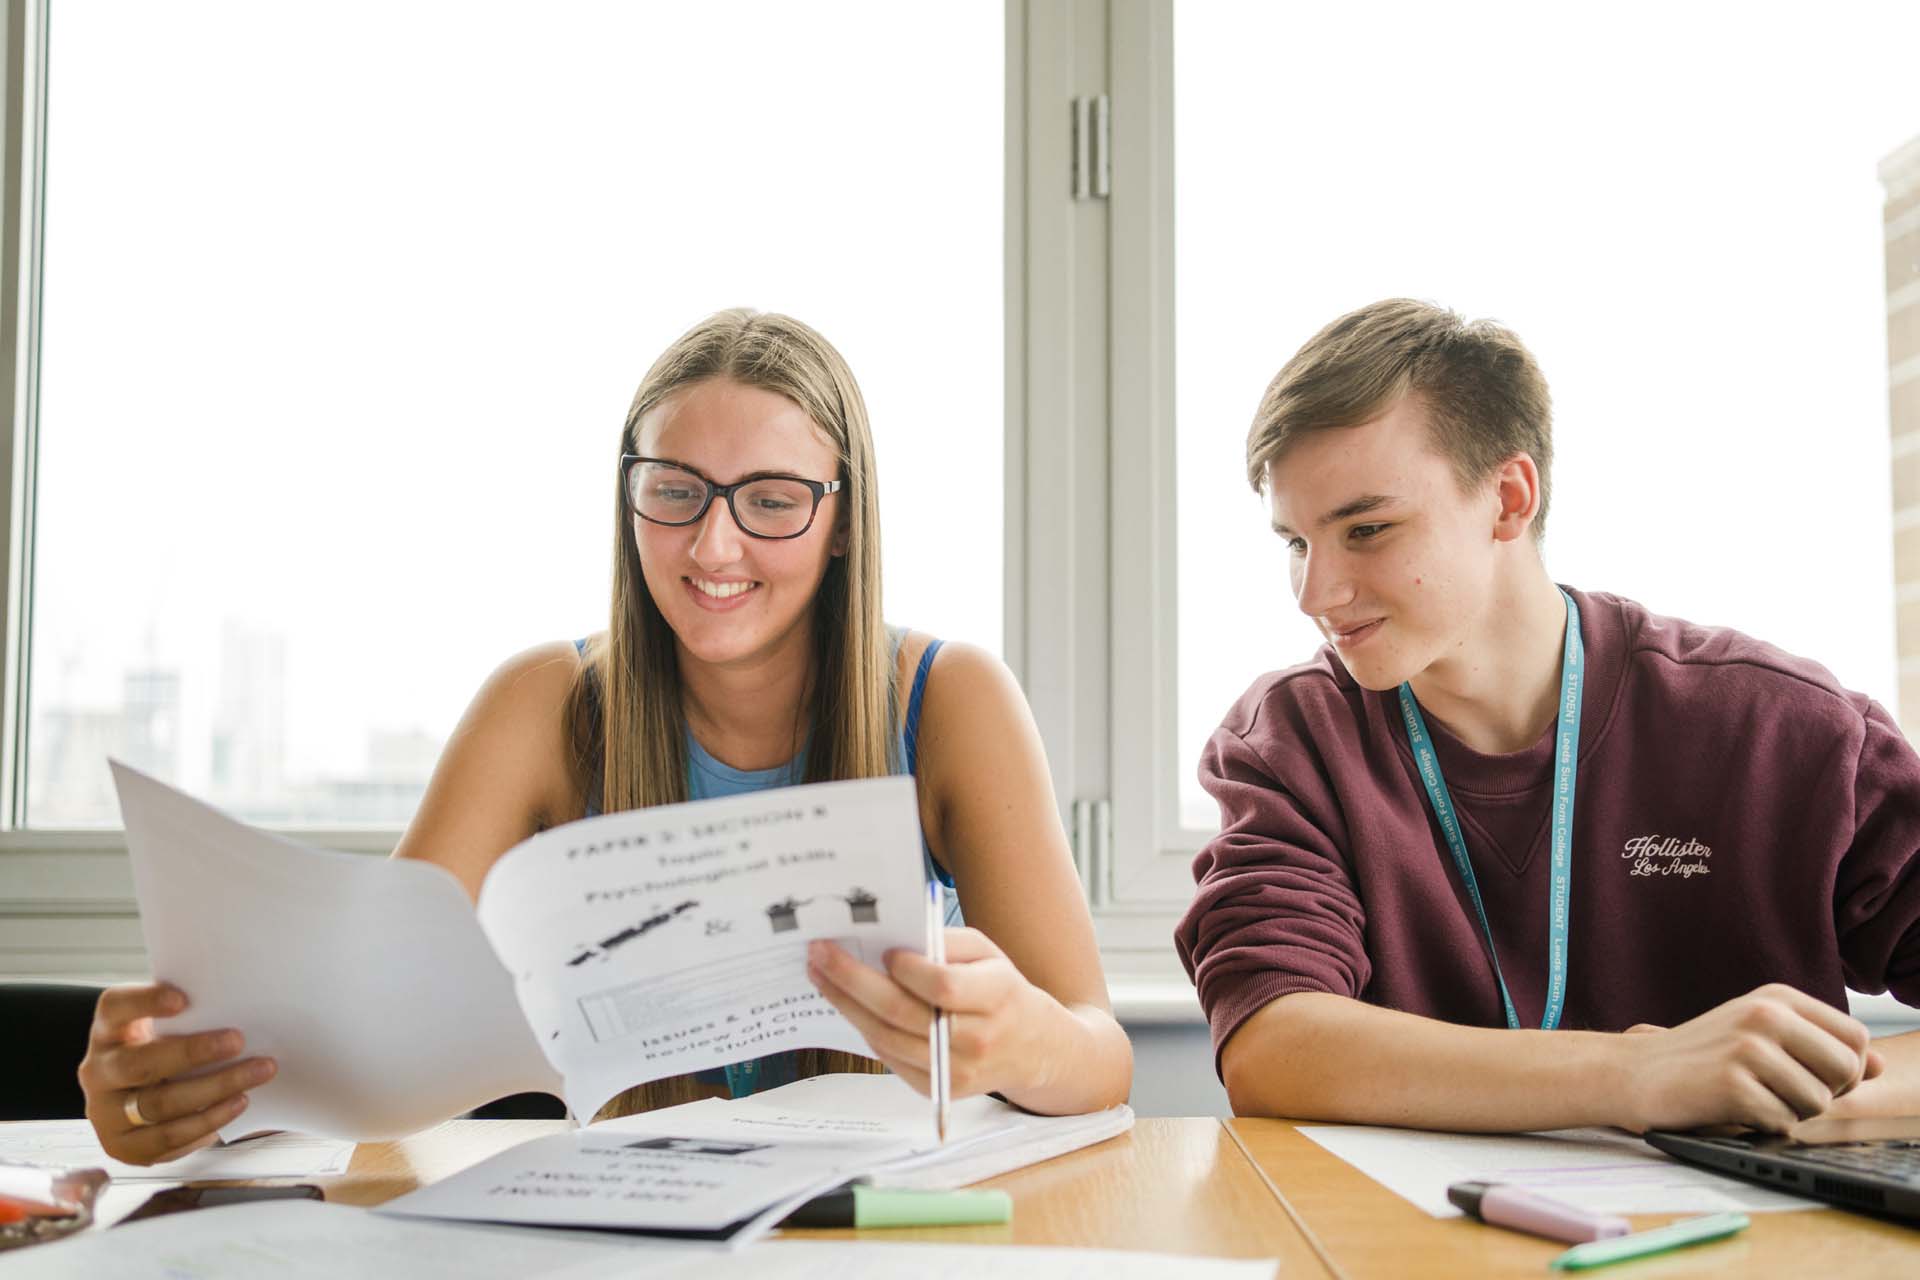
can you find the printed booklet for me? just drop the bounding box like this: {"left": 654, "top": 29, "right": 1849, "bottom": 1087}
{"left": 110, "top": 762, "right": 936, "bottom": 1138}
{"left": 377, "top": 1072, "right": 1134, "bottom": 1243}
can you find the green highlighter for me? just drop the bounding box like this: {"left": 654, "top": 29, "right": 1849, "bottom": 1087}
{"left": 779, "top": 1186, "right": 1013, "bottom": 1230}
{"left": 1548, "top": 1212, "right": 1748, "bottom": 1270}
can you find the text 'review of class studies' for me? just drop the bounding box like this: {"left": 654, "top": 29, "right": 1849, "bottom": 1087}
{"left": 109, "top": 761, "right": 934, "bottom": 1138}
{"left": 378, "top": 1072, "right": 1132, "bottom": 1242}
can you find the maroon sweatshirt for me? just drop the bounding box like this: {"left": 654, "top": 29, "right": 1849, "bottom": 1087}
{"left": 1175, "top": 587, "right": 1920, "bottom": 1064}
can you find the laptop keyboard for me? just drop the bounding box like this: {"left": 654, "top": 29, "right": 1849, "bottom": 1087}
{"left": 1781, "top": 1141, "right": 1920, "bottom": 1185}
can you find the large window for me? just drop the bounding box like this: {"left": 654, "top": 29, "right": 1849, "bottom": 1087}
{"left": 1169, "top": 5, "right": 1918, "bottom": 830}
{"left": 6, "top": 2, "right": 1918, "bottom": 1000}
{"left": 27, "top": 1, "right": 1003, "bottom": 826}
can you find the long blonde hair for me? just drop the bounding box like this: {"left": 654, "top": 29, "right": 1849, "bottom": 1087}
{"left": 568, "top": 308, "right": 893, "bottom": 810}
{"left": 565, "top": 309, "right": 894, "bottom": 1114}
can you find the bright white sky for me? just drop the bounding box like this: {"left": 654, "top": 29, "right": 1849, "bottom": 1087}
{"left": 34, "top": 1, "right": 1003, "bottom": 817}
{"left": 1176, "top": 1, "right": 1920, "bottom": 824}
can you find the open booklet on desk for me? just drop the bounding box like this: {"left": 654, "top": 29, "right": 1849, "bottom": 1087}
{"left": 375, "top": 1072, "right": 1133, "bottom": 1243}
{"left": 110, "top": 761, "right": 932, "bottom": 1140}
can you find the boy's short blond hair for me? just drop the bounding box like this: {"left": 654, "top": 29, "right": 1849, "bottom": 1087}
{"left": 1246, "top": 298, "right": 1555, "bottom": 536}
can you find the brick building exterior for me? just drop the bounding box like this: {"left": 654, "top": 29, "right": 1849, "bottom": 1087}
{"left": 1884, "top": 135, "right": 1920, "bottom": 733}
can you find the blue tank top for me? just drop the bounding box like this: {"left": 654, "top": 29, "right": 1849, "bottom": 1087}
{"left": 573, "top": 630, "right": 955, "bottom": 1097}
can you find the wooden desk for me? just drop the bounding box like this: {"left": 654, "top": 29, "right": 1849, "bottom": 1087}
{"left": 1227, "top": 1119, "right": 1920, "bottom": 1280}
{"left": 316, "top": 1118, "right": 1327, "bottom": 1274}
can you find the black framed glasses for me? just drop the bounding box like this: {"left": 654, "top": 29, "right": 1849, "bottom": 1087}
{"left": 621, "top": 455, "right": 843, "bottom": 540}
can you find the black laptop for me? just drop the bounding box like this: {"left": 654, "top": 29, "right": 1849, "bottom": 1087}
{"left": 1646, "top": 1116, "right": 1920, "bottom": 1222}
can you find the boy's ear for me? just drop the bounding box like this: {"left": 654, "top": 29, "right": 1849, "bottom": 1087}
{"left": 1490, "top": 453, "right": 1542, "bottom": 544}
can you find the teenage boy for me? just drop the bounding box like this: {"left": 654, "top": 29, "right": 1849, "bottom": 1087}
{"left": 1175, "top": 298, "right": 1920, "bottom": 1133}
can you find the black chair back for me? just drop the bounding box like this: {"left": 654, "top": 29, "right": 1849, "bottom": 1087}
{"left": 2, "top": 982, "right": 101, "bottom": 1119}
{"left": 466, "top": 1091, "right": 567, "bottom": 1119}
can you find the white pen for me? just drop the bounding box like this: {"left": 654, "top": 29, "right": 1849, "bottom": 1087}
{"left": 926, "top": 877, "right": 951, "bottom": 1143}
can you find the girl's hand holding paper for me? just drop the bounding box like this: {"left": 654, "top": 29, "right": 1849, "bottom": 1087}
{"left": 76, "top": 981, "right": 277, "bottom": 1165}
{"left": 806, "top": 928, "right": 1061, "bottom": 1101}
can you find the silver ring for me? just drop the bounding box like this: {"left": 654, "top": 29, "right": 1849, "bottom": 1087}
{"left": 121, "top": 1089, "right": 152, "bottom": 1129}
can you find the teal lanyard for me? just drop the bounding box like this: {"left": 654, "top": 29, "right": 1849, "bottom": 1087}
{"left": 1396, "top": 589, "right": 1584, "bottom": 1031}
{"left": 724, "top": 1058, "right": 759, "bottom": 1098}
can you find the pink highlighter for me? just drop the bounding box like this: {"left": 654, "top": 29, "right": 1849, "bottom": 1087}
{"left": 1447, "top": 1181, "right": 1632, "bottom": 1244}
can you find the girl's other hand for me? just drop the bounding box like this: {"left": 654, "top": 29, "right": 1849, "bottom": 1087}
{"left": 76, "top": 982, "right": 277, "bottom": 1165}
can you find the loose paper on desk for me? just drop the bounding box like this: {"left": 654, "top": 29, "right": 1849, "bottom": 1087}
{"left": 0, "top": 1199, "right": 705, "bottom": 1280}
{"left": 0, "top": 1119, "right": 353, "bottom": 1182}
{"left": 377, "top": 1072, "right": 1133, "bottom": 1241}
{"left": 1299, "top": 1124, "right": 1817, "bottom": 1217}
{"left": 678, "top": 1071, "right": 1136, "bottom": 1190}
{"left": 111, "top": 762, "right": 928, "bottom": 1140}
{"left": 553, "top": 1241, "right": 1281, "bottom": 1280}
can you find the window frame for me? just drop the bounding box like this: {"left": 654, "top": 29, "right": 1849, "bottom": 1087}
{"left": 1105, "top": 0, "right": 1196, "bottom": 916}
{"left": 1, "top": 0, "right": 44, "bottom": 839}
{"left": 1004, "top": 0, "right": 1205, "bottom": 984}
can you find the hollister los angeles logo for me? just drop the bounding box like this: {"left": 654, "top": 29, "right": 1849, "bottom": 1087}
{"left": 1622, "top": 835, "right": 1712, "bottom": 879}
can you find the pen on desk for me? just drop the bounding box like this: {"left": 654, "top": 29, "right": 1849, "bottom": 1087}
{"left": 779, "top": 1186, "right": 1011, "bottom": 1229}
{"left": 1549, "top": 1211, "right": 1749, "bottom": 1270}
{"left": 1445, "top": 1181, "right": 1629, "bottom": 1244}
{"left": 926, "top": 877, "right": 951, "bottom": 1144}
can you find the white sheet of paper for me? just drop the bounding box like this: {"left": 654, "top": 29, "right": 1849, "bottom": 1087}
{"left": 594, "top": 1072, "right": 1135, "bottom": 1190}
{"left": 90, "top": 1181, "right": 179, "bottom": 1229}
{"left": 477, "top": 776, "right": 929, "bottom": 1122}
{"left": 376, "top": 1128, "right": 870, "bottom": 1237}
{"left": 0, "top": 1120, "right": 355, "bottom": 1182}
{"left": 591, "top": 1073, "right": 1027, "bottom": 1149}
{"left": 111, "top": 762, "right": 563, "bottom": 1141}
{"left": 1298, "top": 1124, "right": 1821, "bottom": 1216}
{"left": 377, "top": 1074, "right": 1134, "bottom": 1240}
{"left": 553, "top": 1241, "right": 1280, "bottom": 1280}
{"left": 0, "top": 1199, "right": 705, "bottom": 1280}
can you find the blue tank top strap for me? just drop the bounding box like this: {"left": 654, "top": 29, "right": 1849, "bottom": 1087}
{"left": 904, "top": 637, "right": 943, "bottom": 778}
{"left": 899, "top": 637, "right": 959, "bottom": 900}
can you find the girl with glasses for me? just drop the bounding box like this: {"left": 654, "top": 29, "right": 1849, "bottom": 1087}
{"left": 80, "top": 310, "right": 1130, "bottom": 1162}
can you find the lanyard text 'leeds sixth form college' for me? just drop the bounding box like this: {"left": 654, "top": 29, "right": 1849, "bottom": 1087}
{"left": 1396, "top": 589, "right": 1584, "bottom": 1031}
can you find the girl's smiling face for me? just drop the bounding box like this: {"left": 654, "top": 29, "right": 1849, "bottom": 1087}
{"left": 632, "top": 376, "right": 845, "bottom": 669}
